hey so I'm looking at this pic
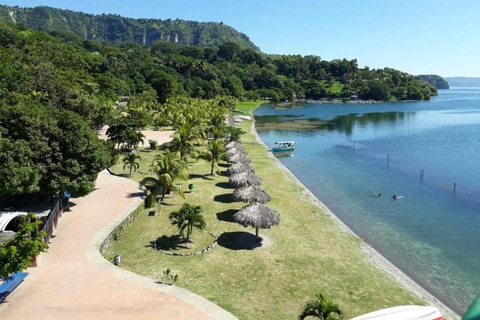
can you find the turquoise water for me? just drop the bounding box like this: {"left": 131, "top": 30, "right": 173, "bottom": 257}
{"left": 254, "top": 88, "right": 480, "bottom": 314}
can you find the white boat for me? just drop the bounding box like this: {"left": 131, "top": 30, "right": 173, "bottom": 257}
{"left": 271, "top": 141, "right": 295, "bottom": 152}
{"left": 350, "top": 305, "right": 444, "bottom": 320}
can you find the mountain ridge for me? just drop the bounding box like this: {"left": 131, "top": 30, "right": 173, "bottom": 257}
{"left": 0, "top": 4, "right": 259, "bottom": 50}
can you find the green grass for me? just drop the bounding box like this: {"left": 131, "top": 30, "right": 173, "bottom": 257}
{"left": 105, "top": 101, "right": 423, "bottom": 319}
{"left": 112, "top": 147, "right": 159, "bottom": 182}
{"left": 320, "top": 80, "right": 345, "bottom": 94}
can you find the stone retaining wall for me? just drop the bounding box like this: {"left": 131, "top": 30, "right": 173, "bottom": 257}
{"left": 100, "top": 204, "right": 144, "bottom": 254}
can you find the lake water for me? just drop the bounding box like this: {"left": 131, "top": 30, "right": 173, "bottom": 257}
{"left": 254, "top": 88, "right": 480, "bottom": 315}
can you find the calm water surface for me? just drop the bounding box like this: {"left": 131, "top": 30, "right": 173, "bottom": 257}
{"left": 254, "top": 88, "right": 480, "bottom": 314}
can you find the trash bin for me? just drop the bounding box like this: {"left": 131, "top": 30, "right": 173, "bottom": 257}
{"left": 188, "top": 184, "right": 194, "bottom": 193}
{"left": 63, "top": 191, "right": 71, "bottom": 210}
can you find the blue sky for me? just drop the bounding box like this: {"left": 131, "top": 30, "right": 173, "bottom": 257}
{"left": 1, "top": 0, "right": 479, "bottom": 77}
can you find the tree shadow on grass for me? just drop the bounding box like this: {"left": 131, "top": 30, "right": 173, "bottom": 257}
{"left": 218, "top": 163, "right": 229, "bottom": 168}
{"left": 217, "top": 231, "right": 263, "bottom": 250}
{"left": 189, "top": 173, "right": 215, "bottom": 180}
{"left": 147, "top": 235, "right": 190, "bottom": 251}
{"left": 216, "top": 209, "right": 238, "bottom": 222}
{"left": 189, "top": 173, "right": 206, "bottom": 179}
{"left": 213, "top": 193, "right": 235, "bottom": 204}
{"left": 220, "top": 170, "right": 229, "bottom": 177}
{"left": 215, "top": 182, "right": 234, "bottom": 189}
{"left": 159, "top": 201, "right": 177, "bottom": 206}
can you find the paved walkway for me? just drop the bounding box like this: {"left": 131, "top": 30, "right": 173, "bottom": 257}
{"left": 0, "top": 173, "right": 234, "bottom": 320}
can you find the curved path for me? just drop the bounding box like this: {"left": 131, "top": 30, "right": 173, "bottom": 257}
{"left": 0, "top": 172, "right": 236, "bottom": 320}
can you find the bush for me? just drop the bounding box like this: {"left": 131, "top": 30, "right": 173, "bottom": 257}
{"left": 148, "top": 139, "right": 158, "bottom": 150}
{"left": 162, "top": 268, "right": 178, "bottom": 285}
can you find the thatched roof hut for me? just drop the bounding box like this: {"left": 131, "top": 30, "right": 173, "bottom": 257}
{"left": 228, "top": 153, "right": 251, "bottom": 164}
{"left": 226, "top": 141, "right": 241, "bottom": 150}
{"left": 226, "top": 147, "right": 247, "bottom": 157}
{"left": 229, "top": 171, "right": 262, "bottom": 187}
{"left": 227, "top": 163, "right": 255, "bottom": 175}
{"left": 233, "top": 203, "right": 280, "bottom": 240}
{"left": 233, "top": 185, "right": 271, "bottom": 204}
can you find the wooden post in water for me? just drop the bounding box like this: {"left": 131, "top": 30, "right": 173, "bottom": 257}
{"left": 419, "top": 169, "right": 425, "bottom": 182}
{"left": 453, "top": 183, "right": 456, "bottom": 193}
{"left": 387, "top": 154, "right": 389, "bottom": 165}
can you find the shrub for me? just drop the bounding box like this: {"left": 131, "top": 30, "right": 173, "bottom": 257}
{"left": 148, "top": 139, "right": 158, "bottom": 150}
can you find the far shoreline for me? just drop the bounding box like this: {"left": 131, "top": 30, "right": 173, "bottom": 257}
{"left": 247, "top": 102, "right": 460, "bottom": 320}
{"left": 268, "top": 97, "right": 438, "bottom": 108}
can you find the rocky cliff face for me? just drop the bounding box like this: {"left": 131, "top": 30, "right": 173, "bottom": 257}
{"left": 0, "top": 5, "right": 259, "bottom": 50}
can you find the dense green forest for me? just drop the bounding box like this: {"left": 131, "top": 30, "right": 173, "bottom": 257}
{"left": 416, "top": 74, "right": 449, "bottom": 89}
{"left": 0, "top": 5, "right": 258, "bottom": 49}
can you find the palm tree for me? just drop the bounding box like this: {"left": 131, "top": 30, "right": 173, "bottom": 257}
{"left": 140, "top": 151, "right": 189, "bottom": 202}
{"left": 206, "top": 112, "right": 227, "bottom": 140}
{"left": 123, "top": 153, "right": 141, "bottom": 175}
{"left": 199, "top": 140, "right": 226, "bottom": 176}
{"left": 169, "top": 203, "right": 205, "bottom": 242}
{"left": 170, "top": 122, "right": 204, "bottom": 159}
{"left": 298, "top": 294, "right": 342, "bottom": 320}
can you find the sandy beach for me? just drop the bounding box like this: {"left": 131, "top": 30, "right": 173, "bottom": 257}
{"left": 248, "top": 116, "right": 460, "bottom": 320}
{"left": 96, "top": 125, "right": 175, "bottom": 145}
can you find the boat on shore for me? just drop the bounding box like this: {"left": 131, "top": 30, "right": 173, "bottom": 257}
{"left": 351, "top": 305, "right": 445, "bottom": 320}
{"left": 271, "top": 141, "right": 295, "bottom": 153}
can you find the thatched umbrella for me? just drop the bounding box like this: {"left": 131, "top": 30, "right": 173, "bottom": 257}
{"left": 226, "top": 147, "right": 247, "bottom": 157}
{"left": 228, "top": 163, "right": 255, "bottom": 175}
{"left": 228, "top": 153, "right": 251, "bottom": 164}
{"left": 233, "top": 185, "right": 271, "bottom": 204}
{"left": 226, "top": 141, "right": 242, "bottom": 150}
{"left": 233, "top": 203, "right": 280, "bottom": 240}
{"left": 229, "top": 171, "right": 262, "bottom": 187}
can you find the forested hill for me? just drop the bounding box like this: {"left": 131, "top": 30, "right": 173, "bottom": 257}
{"left": 0, "top": 5, "right": 258, "bottom": 50}
{"left": 416, "top": 74, "right": 449, "bottom": 89}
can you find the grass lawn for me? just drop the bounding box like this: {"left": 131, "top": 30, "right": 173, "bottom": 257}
{"left": 105, "top": 101, "right": 423, "bottom": 319}
{"left": 319, "top": 80, "right": 345, "bottom": 94}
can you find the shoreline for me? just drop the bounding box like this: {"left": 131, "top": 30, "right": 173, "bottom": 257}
{"left": 248, "top": 104, "right": 460, "bottom": 320}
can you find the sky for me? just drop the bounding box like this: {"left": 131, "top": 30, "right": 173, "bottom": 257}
{"left": 1, "top": 0, "right": 479, "bottom": 77}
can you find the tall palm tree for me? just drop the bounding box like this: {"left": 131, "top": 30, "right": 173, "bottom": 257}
{"left": 298, "top": 294, "right": 342, "bottom": 320}
{"left": 140, "top": 151, "right": 189, "bottom": 202}
{"left": 123, "top": 153, "right": 141, "bottom": 175}
{"left": 169, "top": 203, "right": 206, "bottom": 241}
{"left": 170, "top": 122, "right": 204, "bottom": 159}
{"left": 199, "top": 140, "right": 226, "bottom": 176}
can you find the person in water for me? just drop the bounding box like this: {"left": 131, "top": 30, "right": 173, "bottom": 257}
{"left": 393, "top": 194, "right": 397, "bottom": 199}
{"left": 374, "top": 193, "right": 381, "bottom": 196}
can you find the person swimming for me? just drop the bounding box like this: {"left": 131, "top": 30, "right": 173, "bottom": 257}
{"left": 393, "top": 194, "right": 397, "bottom": 199}
{"left": 374, "top": 193, "right": 381, "bottom": 196}
{"left": 393, "top": 195, "right": 404, "bottom": 199}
